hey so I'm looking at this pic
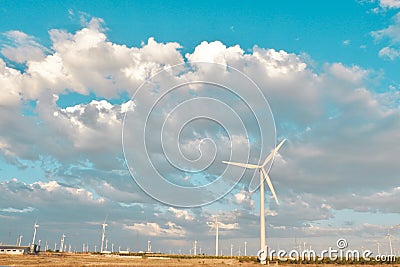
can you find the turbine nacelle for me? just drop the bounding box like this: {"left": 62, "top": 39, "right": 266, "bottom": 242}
{"left": 222, "top": 138, "right": 286, "bottom": 205}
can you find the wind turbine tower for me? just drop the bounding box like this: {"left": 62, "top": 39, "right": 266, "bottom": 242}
{"left": 32, "top": 222, "right": 39, "bottom": 245}
{"left": 377, "top": 242, "right": 381, "bottom": 255}
{"left": 101, "top": 217, "right": 108, "bottom": 253}
{"left": 60, "top": 234, "right": 66, "bottom": 253}
{"left": 223, "top": 139, "right": 286, "bottom": 264}
{"left": 387, "top": 229, "right": 394, "bottom": 255}
{"left": 215, "top": 216, "right": 219, "bottom": 256}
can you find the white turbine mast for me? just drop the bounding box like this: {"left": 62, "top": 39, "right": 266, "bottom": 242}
{"left": 32, "top": 222, "right": 39, "bottom": 245}
{"left": 208, "top": 214, "right": 219, "bottom": 256}
{"left": 60, "top": 234, "right": 66, "bottom": 253}
{"left": 17, "top": 235, "right": 23, "bottom": 246}
{"left": 387, "top": 224, "right": 400, "bottom": 256}
{"left": 223, "top": 139, "right": 286, "bottom": 264}
{"left": 387, "top": 229, "right": 393, "bottom": 255}
{"left": 215, "top": 215, "right": 219, "bottom": 256}
{"left": 100, "top": 215, "right": 108, "bottom": 253}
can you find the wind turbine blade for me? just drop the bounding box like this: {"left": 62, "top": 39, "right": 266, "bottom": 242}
{"left": 262, "top": 139, "right": 286, "bottom": 167}
{"left": 261, "top": 168, "right": 279, "bottom": 205}
{"left": 222, "top": 161, "right": 260, "bottom": 169}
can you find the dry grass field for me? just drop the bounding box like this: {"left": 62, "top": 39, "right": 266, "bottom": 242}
{"left": 1, "top": 254, "right": 400, "bottom": 267}
{"left": 0, "top": 253, "right": 255, "bottom": 267}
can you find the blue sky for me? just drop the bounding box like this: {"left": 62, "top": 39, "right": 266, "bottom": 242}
{"left": 1, "top": 0, "right": 400, "bottom": 256}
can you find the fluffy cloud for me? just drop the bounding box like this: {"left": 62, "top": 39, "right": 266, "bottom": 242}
{"left": 379, "top": 0, "right": 400, "bottom": 9}
{"left": 124, "top": 222, "right": 187, "bottom": 237}
{"left": 371, "top": 12, "right": 400, "bottom": 60}
{"left": 234, "top": 189, "right": 254, "bottom": 209}
{"left": 378, "top": 46, "right": 400, "bottom": 60}
{"left": 168, "top": 207, "right": 194, "bottom": 221}
{"left": 1, "top": 31, "right": 48, "bottom": 63}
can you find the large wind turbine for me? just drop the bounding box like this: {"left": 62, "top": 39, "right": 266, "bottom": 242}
{"left": 223, "top": 139, "right": 286, "bottom": 264}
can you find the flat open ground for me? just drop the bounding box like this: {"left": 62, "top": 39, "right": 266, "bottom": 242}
{"left": 0, "top": 254, "right": 255, "bottom": 267}
{"left": 1, "top": 254, "right": 400, "bottom": 267}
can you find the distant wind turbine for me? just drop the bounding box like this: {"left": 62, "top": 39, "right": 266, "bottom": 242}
{"left": 214, "top": 215, "right": 219, "bottom": 256}
{"left": 17, "top": 235, "right": 23, "bottom": 246}
{"left": 60, "top": 234, "right": 66, "bottom": 253}
{"left": 100, "top": 215, "right": 108, "bottom": 253}
{"left": 31, "top": 222, "right": 39, "bottom": 245}
{"left": 223, "top": 139, "right": 286, "bottom": 264}
{"left": 147, "top": 240, "right": 152, "bottom": 253}
{"left": 387, "top": 229, "right": 393, "bottom": 255}
{"left": 387, "top": 224, "right": 400, "bottom": 256}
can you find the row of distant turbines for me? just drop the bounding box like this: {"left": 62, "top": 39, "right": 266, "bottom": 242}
{"left": 7, "top": 139, "right": 285, "bottom": 261}
{"left": 14, "top": 218, "right": 400, "bottom": 257}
